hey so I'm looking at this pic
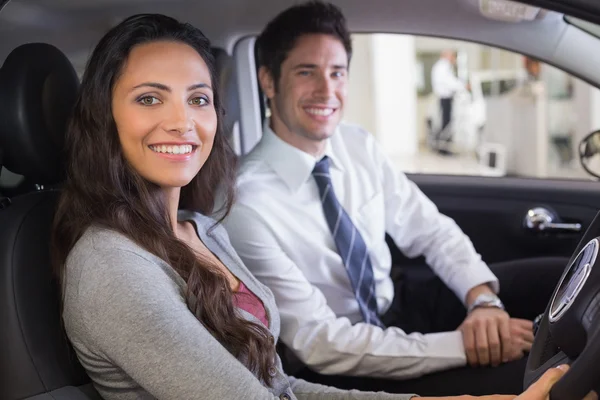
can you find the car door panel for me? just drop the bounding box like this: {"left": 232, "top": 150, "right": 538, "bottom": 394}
{"left": 387, "top": 175, "right": 600, "bottom": 268}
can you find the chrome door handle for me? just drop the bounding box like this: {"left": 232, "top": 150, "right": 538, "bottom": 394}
{"left": 524, "top": 207, "right": 582, "bottom": 233}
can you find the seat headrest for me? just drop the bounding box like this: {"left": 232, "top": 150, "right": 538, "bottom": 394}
{"left": 0, "top": 43, "right": 79, "bottom": 185}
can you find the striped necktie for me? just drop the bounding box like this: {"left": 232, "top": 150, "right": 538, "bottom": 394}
{"left": 312, "top": 156, "right": 384, "bottom": 327}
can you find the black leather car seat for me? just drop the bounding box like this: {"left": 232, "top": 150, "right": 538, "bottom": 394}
{"left": 0, "top": 43, "right": 99, "bottom": 400}
{"left": 0, "top": 151, "right": 10, "bottom": 210}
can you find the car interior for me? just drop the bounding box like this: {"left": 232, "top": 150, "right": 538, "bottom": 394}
{"left": 2, "top": 0, "right": 600, "bottom": 399}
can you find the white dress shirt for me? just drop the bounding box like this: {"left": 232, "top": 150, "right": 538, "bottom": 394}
{"left": 223, "top": 122, "right": 499, "bottom": 379}
{"left": 431, "top": 58, "right": 465, "bottom": 99}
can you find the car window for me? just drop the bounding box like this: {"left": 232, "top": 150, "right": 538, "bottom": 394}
{"left": 344, "top": 34, "right": 600, "bottom": 180}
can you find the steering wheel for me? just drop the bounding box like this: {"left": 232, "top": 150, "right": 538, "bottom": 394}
{"left": 524, "top": 213, "right": 600, "bottom": 400}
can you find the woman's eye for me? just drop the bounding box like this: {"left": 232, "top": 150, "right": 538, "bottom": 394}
{"left": 189, "top": 97, "right": 208, "bottom": 106}
{"left": 138, "top": 96, "right": 160, "bottom": 106}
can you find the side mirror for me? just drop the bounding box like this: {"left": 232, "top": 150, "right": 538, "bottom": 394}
{"left": 579, "top": 130, "right": 600, "bottom": 179}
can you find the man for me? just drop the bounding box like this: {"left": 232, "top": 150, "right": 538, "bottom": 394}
{"left": 223, "top": 1, "right": 566, "bottom": 396}
{"left": 430, "top": 50, "right": 466, "bottom": 154}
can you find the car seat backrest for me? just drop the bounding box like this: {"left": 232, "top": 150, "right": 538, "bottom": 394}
{"left": 211, "top": 47, "right": 241, "bottom": 152}
{"left": 0, "top": 149, "right": 6, "bottom": 209}
{"left": 0, "top": 43, "right": 95, "bottom": 400}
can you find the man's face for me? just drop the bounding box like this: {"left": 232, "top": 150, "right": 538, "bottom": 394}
{"left": 444, "top": 51, "right": 457, "bottom": 65}
{"left": 260, "top": 34, "right": 348, "bottom": 155}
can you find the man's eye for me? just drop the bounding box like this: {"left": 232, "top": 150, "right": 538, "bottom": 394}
{"left": 189, "top": 97, "right": 209, "bottom": 106}
{"left": 332, "top": 71, "right": 344, "bottom": 78}
{"left": 138, "top": 96, "right": 161, "bottom": 106}
{"left": 298, "top": 71, "right": 311, "bottom": 76}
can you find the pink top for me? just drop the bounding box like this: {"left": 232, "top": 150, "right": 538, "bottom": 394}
{"left": 233, "top": 281, "right": 269, "bottom": 328}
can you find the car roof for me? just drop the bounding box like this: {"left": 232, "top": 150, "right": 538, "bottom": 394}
{"left": 1, "top": 0, "right": 600, "bottom": 85}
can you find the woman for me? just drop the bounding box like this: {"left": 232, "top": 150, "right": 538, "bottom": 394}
{"left": 51, "top": 13, "right": 576, "bottom": 400}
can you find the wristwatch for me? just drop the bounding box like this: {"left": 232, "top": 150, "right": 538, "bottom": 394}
{"left": 467, "top": 293, "right": 505, "bottom": 314}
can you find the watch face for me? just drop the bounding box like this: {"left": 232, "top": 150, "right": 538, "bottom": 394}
{"left": 477, "top": 294, "right": 501, "bottom": 306}
{"left": 470, "top": 293, "right": 504, "bottom": 313}
{"left": 479, "top": 294, "right": 498, "bottom": 302}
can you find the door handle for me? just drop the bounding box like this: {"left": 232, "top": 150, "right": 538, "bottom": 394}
{"left": 524, "top": 207, "right": 582, "bottom": 233}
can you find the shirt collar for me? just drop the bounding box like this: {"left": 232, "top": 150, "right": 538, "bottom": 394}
{"left": 261, "top": 123, "right": 344, "bottom": 193}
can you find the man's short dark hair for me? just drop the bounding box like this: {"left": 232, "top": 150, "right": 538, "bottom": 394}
{"left": 256, "top": 1, "right": 352, "bottom": 86}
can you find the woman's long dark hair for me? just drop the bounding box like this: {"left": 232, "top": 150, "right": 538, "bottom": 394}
{"left": 52, "top": 14, "right": 276, "bottom": 385}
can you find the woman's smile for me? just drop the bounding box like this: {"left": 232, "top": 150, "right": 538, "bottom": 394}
{"left": 148, "top": 142, "right": 201, "bottom": 161}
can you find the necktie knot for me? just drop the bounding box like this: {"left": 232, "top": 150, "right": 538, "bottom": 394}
{"left": 312, "top": 156, "right": 331, "bottom": 176}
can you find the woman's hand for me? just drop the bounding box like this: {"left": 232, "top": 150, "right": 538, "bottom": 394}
{"left": 514, "top": 365, "right": 596, "bottom": 400}
{"left": 419, "top": 365, "right": 596, "bottom": 400}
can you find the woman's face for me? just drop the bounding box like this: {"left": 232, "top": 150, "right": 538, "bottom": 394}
{"left": 112, "top": 40, "right": 217, "bottom": 189}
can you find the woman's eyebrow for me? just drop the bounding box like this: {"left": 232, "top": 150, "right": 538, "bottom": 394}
{"left": 188, "top": 83, "right": 213, "bottom": 91}
{"left": 131, "top": 82, "right": 170, "bottom": 92}
{"left": 130, "top": 82, "right": 213, "bottom": 92}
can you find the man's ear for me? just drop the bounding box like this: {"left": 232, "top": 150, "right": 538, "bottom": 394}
{"left": 258, "top": 66, "right": 276, "bottom": 99}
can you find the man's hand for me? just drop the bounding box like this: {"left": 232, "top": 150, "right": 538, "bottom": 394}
{"left": 461, "top": 284, "right": 532, "bottom": 367}
{"left": 515, "top": 364, "right": 597, "bottom": 400}
{"left": 459, "top": 307, "right": 512, "bottom": 367}
{"left": 511, "top": 318, "right": 535, "bottom": 351}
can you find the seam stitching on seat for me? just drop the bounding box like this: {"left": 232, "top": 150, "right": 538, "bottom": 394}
{"left": 10, "top": 193, "right": 56, "bottom": 393}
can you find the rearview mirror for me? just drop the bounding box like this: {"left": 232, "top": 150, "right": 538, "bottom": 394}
{"left": 579, "top": 130, "right": 600, "bottom": 179}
